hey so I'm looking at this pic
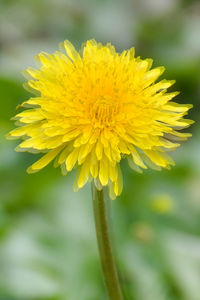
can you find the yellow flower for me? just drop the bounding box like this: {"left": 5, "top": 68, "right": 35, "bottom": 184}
{"left": 7, "top": 40, "right": 193, "bottom": 199}
{"left": 151, "top": 194, "right": 174, "bottom": 214}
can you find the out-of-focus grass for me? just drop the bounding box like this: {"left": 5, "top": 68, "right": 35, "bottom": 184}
{"left": 0, "top": 0, "right": 200, "bottom": 299}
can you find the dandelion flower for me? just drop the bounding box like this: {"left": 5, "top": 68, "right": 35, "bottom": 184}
{"left": 7, "top": 40, "right": 193, "bottom": 199}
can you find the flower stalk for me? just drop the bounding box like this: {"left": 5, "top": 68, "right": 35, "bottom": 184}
{"left": 92, "top": 183, "right": 124, "bottom": 300}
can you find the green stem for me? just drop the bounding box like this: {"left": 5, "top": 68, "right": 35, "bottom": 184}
{"left": 92, "top": 183, "right": 124, "bottom": 300}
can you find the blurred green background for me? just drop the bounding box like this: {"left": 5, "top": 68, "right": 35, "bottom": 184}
{"left": 0, "top": 0, "right": 200, "bottom": 299}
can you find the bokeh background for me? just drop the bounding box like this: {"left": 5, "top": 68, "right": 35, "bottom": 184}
{"left": 0, "top": 0, "right": 200, "bottom": 299}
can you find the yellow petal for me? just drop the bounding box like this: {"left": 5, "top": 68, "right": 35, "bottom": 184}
{"left": 129, "top": 145, "right": 147, "bottom": 169}
{"left": 62, "top": 40, "right": 80, "bottom": 61}
{"left": 58, "top": 144, "right": 72, "bottom": 164}
{"left": 113, "top": 164, "right": 123, "bottom": 196}
{"left": 65, "top": 148, "right": 79, "bottom": 171}
{"left": 144, "top": 150, "right": 174, "bottom": 168}
{"left": 27, "top": 146, "right": 63, "bottom": 173}
{"left": 96, "top": 140, "right": 103, "bottom": 160}
{"left": 77, "top": 160, "right": 90, "bottom": 188}
{"left": 99, "top": 156, "right": 109, "bottom": 186}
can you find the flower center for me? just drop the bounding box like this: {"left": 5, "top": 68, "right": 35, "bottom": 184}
{"left": 89, "top": 95, "right": 119, "bottom": 128}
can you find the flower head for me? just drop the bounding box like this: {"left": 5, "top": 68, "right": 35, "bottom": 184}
{"left": 7, "top": 40, "right": 193, "bottom": 199}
